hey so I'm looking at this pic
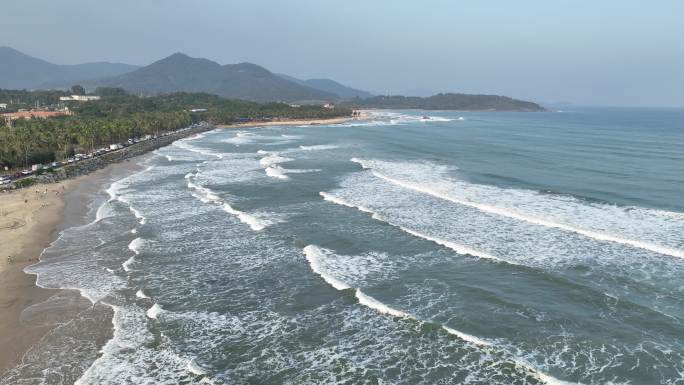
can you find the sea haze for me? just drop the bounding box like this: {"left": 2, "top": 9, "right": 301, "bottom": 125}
{"left": 4, "top": 108, "right": 683, "bottom": 384}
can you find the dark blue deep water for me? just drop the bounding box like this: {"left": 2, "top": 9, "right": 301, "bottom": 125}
{"left": 5, "top": 108, "right": 684, "bottom": 384}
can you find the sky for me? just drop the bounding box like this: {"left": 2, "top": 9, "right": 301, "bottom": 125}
{"left": 2, "top": 0, "right": 683, "bottom": 107}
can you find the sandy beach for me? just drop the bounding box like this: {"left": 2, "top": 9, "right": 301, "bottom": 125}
{"left": 216, "top": 113, "right": 366, "bottom": 129}
{"left": 0, "top": 156, "right": 148, "bottom": 375}
{"left": 0, "top": 179, "right": 80, "bottom": 374}
{"left": 0, "top": 115, "right": 362, "bottom": 376}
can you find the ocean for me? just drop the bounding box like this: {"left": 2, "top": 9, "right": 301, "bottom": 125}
{"left": 3, "top": 108, "right": 683, "bottom": 384}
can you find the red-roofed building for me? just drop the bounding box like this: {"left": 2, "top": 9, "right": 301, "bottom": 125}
{"left": 2, "top": 110, "right": 72, "bottom": 126}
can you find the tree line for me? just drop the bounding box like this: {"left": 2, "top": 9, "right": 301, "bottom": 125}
{"left": 1, "top": 90, "right": 350, "bottom": 169}
{"left": 339, "top": 93, "right": 546, "bottom": 111}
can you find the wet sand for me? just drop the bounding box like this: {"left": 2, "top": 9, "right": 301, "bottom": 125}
{"left": 0, "top": 158, "right": 147, "bottom": 375}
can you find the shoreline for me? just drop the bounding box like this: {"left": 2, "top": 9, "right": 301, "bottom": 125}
{"left": 0, "top": 158, "right": 148, "bottom": 375}
{"left": 215, "top": 114, "right": 365, "bottom": 129}
{"left": 0, "top": 114, "right": 360, "bottom": 376}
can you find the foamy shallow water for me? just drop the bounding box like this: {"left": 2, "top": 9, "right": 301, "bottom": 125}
{"left": 4, "top": 108, "right": 684, "bottom": 385}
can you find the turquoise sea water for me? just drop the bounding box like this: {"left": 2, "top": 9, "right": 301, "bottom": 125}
{"left": 4, "top": 108, "right": 684, "bottom": 384}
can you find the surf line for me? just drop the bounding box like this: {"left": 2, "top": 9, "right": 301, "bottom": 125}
{"left": 319, "top": 192, "right": 506, "bottom": 264}
{"left": 351, "top": 159, "right": 684, "bottom": 259}
{"left": 302, "top": 245, "right": 581, "bottom": 385}
{"left": 185, "top": 171, "right": 269, "bottom": 231}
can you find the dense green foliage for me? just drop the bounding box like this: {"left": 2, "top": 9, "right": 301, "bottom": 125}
{"left": 341, "top": 93, "right": 546, "bottom": 111}
{"left": 0, "top": 91, "right": 350, "bottom": 169}
{"left": 71, "top": 85, "right": 86, "bottom": 96}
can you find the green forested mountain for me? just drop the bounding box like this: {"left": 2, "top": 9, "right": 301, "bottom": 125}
{"left": 277, "top": 74, "right": 372, "bottom": 99}
{"left": 86, "top": 53, "right": 337, "bottom": 103}
{"left": 343, "top": 93, "right": 546, "bottom": 111}
{"left": 0, "top": 47, "right": 139, "bottom": 90}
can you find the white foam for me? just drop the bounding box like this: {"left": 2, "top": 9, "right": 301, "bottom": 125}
{"left": 355, "top": 290, "right": 409, "bottom": 318}
{"left": 130, "top": 206, "right": 146, "bottom": 225}
{"left": 135, "top": 289, "right": 149, "bottom": 299}
{"left": 514, "top": 359, "right": 582, "bottom": 385}
{"left": 259, "top": 153, "right": 293, "bottom": 168}
{"left": 186, "top": 180, "right": 221, "bottom": 203}
{"left": 186, "top": 358, "right": 207, "bottom": 375}
{"left": 186, "top": 172, "right": 273, "bottom": 231}
{"left": 320, "top": 192, "right": 373, "bottom": 214}
{"left": 320, "top": 192, "right": 503, "bottom": 263}
{"left": 442, "top": 326, "right": 492, "bottom": 347}
{"left": 187, "top": 132, "right": 207, "bottom": 141}
{"left": 265, "top": 166, "right": 290, "bottom": 180}
{"left": 303, "top": 245, "right": 352, "bottom": 290}
{"left": 76, "top": 303, "right": 200, "bottom": 384}
{"left": 94, "top": 203, "right": 114, "bottom": 222}
{"left": 222, "top": 131, "right": 256, "bottom": 145}
{"left": 106, "top": 179, "right": 125, "bottom": 202}
{"left": 299, "top": 144, "right": 339, "bottom": 151}
{"left": 351, "top": 158, "right": 684, "bottom": 259}
{"left": 122, "top": 256, "right": 135, "bottom": 272}
{"left": 174, "top": 140, "right": 223, "bottom": 159}
{"left": 128, "top": 237, "right": 144, "bottom": 255}
{"left": 222, "top": 203, "right": 269, "bottom": 231}
{"left": 146, "top": 303, "right": 164, "bottom": 319}
{"left": 398, "top": 226, "right": 505, "bottom": 263}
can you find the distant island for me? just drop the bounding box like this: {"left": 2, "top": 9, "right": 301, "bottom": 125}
{"left": 0, "top": 47, "right": 545, "bottom": 111}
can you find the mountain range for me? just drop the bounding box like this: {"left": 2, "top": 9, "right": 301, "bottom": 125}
{"left": 0, "top": 47, "right": 545, "bottom": 110}
{"left": 277, "top": 74, "right": 372, "bottom": 99}
{"left": 0, "top": 48, "right": 367, "bottom": 103}
{"left": 0, "top": 47, "right": 139, "bottom": 90}
{"left": 85, "top": 53, "right": 341, "bottom": 102}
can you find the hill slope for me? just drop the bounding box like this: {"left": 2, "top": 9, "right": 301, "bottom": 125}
{"left": 278, "top": 74, "right": 372, "bottom": 99}
{"left": 88, "top": 53, "right": 337, "bottom": 103}
{"left": 0, "top": 47, "right": 139, "bottom": 89}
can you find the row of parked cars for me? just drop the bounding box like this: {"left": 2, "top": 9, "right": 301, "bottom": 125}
{"left": 0, "top": 122, "right": 209, "bottom": 186}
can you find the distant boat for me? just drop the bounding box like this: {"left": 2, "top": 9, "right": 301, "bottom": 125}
{"left": 422, "top": 115, "right": 430, "bottom": 120}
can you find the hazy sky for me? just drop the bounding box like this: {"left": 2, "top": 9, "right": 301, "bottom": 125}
{"left": 3, "top": 0, "right": 683, "bottom": 107}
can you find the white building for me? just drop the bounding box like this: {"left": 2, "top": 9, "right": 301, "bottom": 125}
{"left": 59, "top": 95, "right": 101, "bottom": 102}
{"left": 0, "top": 103, "right": 7, "bottom": 109}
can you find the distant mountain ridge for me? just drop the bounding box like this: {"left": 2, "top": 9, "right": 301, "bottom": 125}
{"left": 277, "top": 74, "right": 372, "bottom": 99}
{"left": 0, "top": 47, "right": 139, "bottom": 89}
{"left": 0, "top": 47, "right": 545, "bottom": 110}
{"left": 85, "top": 53, "right": 336, "bottom": 103}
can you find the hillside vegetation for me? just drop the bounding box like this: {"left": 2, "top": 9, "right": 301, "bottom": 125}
{"left": 343, "top": 93, "right": 546, "bottom": 111}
